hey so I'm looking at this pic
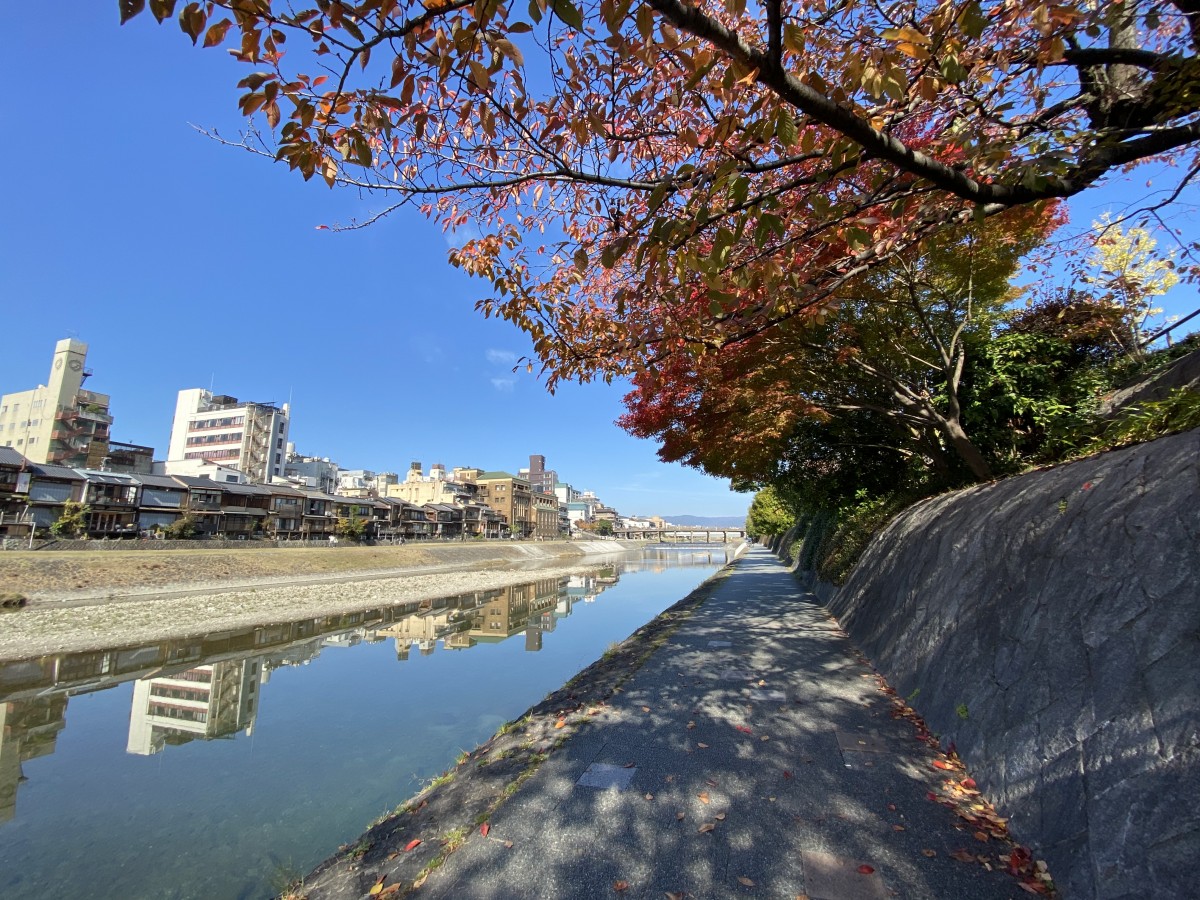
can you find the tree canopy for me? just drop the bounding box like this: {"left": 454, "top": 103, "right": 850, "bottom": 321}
{"left": 124, "top": 0, "right": 1200, "bottom": 386}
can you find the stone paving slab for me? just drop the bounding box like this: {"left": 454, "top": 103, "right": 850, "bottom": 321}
{"left": 418, "top": 548, "right": 1033, "bottom": 899}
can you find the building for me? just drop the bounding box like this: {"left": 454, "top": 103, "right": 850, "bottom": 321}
{"left": 126, "top": 659, "right": 261, "bottom": 756}
{"left": 531, "top": 491, "right": 561, "bottom": 539}
{"left": 386, "top": 462, "right": 479, "bottom": 506}
{"left": 0, "top": 339, "right": 112, "bottom": 468}
{"left": 283, "top": 449, "right": 339, "bottom": 494}
{"left": 522, "top": 455, "right": 559, "bottom": 495}
{"left": 469, "top": 471, "right": 533, "bottom": 537}
{"left": 165, "top": 389, "right": 290, "bottom": 484}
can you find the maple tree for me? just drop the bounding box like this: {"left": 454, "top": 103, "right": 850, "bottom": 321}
{"left": 122, "top": 0, "right": 1200, "bottom": 388}
{"left": 619, "top": 206, "right": 1061, "bottom": 486}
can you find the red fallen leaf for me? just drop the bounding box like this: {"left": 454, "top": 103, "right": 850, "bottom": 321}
{"left": 927, "top": 792, "right": 939, "bottom": 802}
{"left": 974, "top": 831, "right": 989, "bottom": 842}
{"left": 921, "top": 849, "right": 937, "bottom": 858}
{"left": 554, "top": 719, "right": 566, "bottom": 729}
{"left": 886, "top": 803, "right": 897, "bottom": 811}
{"left": 614, "top": 880, "right": 630, "bottom": 892}
{"left": 623, "top": 761, "right": 636, "bottom": 768}
{"left": 1017, "top": 883, "right": 1049, "bottom": 894}
{"left": 480, "top": 823, "right": 490, "bottom": 837}
{"left": 783, "top": 770, "right": 794, "bottom": 779}
{"left": 961, "top": 777, "right": 977, "bottom": 790}
{"left": 950, "top": 849, "right": 975, "bottom": 863}
{"left": 932, "top": 760, "right": 953, "bottom": 770}
{"left": 857, "top": 864, "right": 875, "bottom": 875}
{"left": 404, "top": 839, "right": 422, "bottom": 852}
{"left": 735, "top": 725, "right": 753, "bottom": 734}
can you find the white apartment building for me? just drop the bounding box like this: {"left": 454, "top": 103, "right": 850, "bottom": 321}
{"left": 0, "top": 339, "right": 112, "bottom": 468}
{"left": 165, "top": 389, "right": 290, "bottom": 484}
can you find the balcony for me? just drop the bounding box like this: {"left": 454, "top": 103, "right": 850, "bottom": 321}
{"left": 188, "top": 498, "right": 222, "bottom": 511}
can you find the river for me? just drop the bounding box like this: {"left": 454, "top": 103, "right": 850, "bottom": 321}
{"left": 0, "top": 546, "right": 726, "bottom": 899}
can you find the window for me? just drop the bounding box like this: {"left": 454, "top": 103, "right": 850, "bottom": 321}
{"left": 275, "top": 453, "right": 282, "bottom": 465}
{"left": 276, "top": 438, "right": 284, "bottom": 449}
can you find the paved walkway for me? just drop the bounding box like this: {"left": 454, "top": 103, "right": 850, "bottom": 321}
{"left": 417, "top": 547, "right": 1027, "bottom": 899}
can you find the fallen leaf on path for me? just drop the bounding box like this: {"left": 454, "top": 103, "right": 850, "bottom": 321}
{"left": 676, "top": 812, "right": 685, "bottom": 821}
{"left": 974, "top": 831, "right": 989, "bottom": 842}
{"left": 886, "top": 803, "right": 897, "bottom": 811}
{"left": 623, "top": 761, "right": 636, "bottom": 768}
{"left": 893, "top": 825, "right": 906, "bottom": 831}
{"left": 698, "top": 823, "right": 716, "bottom": 834}
{"left": 857, "top": 864, "right": 875, "bottom": 874}
{"left": 922, "top": 849, "right": 937, "bottom": 858}
{"left": 554, "top": 719, "right": 566, "bottom": 729}
{"left": 735, "top": 725, "right": 753, "bottom": 734}
{"left": 380, "top": 886, "right": 401, "bottom": 897}
{"left": 715, "top": 812, "right": 726, "bottom": 821}
{"left": 687, "top": 721, "right": 696, "bottom": 729}
{"left": 665, "top": 893, "right": 685, "bottom": 900}
{"left": 783, "top": 770, "right": 793, "bottom": 779}
{"left": 386, "top": 852, "right": 399, "bottom": 861}
{"left": 961, "top": 777, "right": 977, "bottom": 790}
{"left": 760, "top": 735, "right": 770, "bottom": 742}
{"left": 697, "top": 742, "right": 710, "bottom": 749}
{"left": 642, "top": 706, "right": 651, "bottom": 713}
{"left": 644, "top": 793, "right": 654, "bottom": 800}
{"left": 504, "top": 840, "right": 514, "bottom": 849}
{"left": 614, "top": 880, "right": 630, "bottom": 892}
{"left": 738, "top": 876, "right": 755, "bottom": 886}
{"left": 698, "top": 792, "right": 710, "bottom": 804}
{"left": 950, "top": 849, "right": 975, "bottom": 863}
{"left": 369, "top": 876, "right": 386, "bottom": 895}
{"left": 404, "top": 839, "right": 422, "bottom": 852}
{"left": 480, "top": 823, "right": 490, "bottom": 837}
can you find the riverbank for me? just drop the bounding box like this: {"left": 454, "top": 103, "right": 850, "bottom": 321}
{"left": 0, "top": 540, "right": 646, "bottom": 660}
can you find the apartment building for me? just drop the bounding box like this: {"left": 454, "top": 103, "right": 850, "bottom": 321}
{"left": 469, "top": 471, "right": 533, "bottom": 537}
{"left": 165, "top": 389, "right": 290, "bottom": 484}
{"left": 0, "top": 339, "right": 112, "bottom": 468}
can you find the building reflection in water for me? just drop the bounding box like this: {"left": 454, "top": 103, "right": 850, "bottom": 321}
{"left": 0, "top": 547, "right": 726, "bottom": 821}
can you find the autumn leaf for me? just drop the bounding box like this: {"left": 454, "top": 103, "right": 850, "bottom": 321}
{"left": 922, "top": 849, "right": 937, "bottom": 858}
{"left": 737, "top": 876, "right": 755, "bottom": 886}
{"left": 783, "top": 770, "right": 793, "bottom": 779}
{"left": 714, "top": 812, "right": 726, "bottom": 821}
{"left": 961, "top": 777, "right": 978, "bottom": 790}
{"left": 697, "top": 742, "right": 710, "bottom": 749}
{"left": 369, "top": 876, "right": 386, "bottom": 895}
{"left": 892, "top": 824, "right": 906, "bottom": 831}
{"left": 950, "top": 849, "right": 975, "bottom": 863}
{"left": 698, "top": 792, "right": 710, "bottom": 804}
{"left": 698, "top": 823, "right": 716, "bottom": 833}
{"left": 614, "top": 881, "right": 630, "bottom": 892}
{"left": 404, "top": 839, "right": 422, "bottom": 852}
{"left": 480, "top": 823, "right": 490, "bottom": 837}
{"left": 735, "top": 725, "right": 753, "bottom": 734}
{"left": 857, "top": 864, "right": 875, "bottom": 875}
{"left": 676, "top": 812, "right": 685, "bottom": 821}
{"left": 554, "top": 719, "right": 566, "bottom": 729}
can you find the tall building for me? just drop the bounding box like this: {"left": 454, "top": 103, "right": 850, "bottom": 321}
{"left": 523, "top": 454, "right": 558, "bottom": 495}
{"left": 165, "top": 389, "right": 290, "bottom": 484}
{"left": 0, "top": 339, "right": 112, "bottom": 468}
{"left": 126, "top": 659, "right": 261, "bottom": 756}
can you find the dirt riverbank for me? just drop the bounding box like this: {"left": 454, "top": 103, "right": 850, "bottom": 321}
{"left": 0, "top": 540, "right": 645, "bottom": 660}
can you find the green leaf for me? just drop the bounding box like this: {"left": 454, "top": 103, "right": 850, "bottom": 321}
{"left": 776, "top": 109, "right": 798, "bottom": 147}
{"left": 549, "top": 0, "right": 583, "bottom": 29}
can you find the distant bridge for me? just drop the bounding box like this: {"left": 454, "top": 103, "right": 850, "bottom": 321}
{"left": 614, "top": 527, "right": 746, "bottom": 543}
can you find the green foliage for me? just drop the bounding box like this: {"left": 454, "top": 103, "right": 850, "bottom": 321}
{"left": 1082, "top": 389, "right": 1200, "bottom": 454}
{"left": 50, "top": 501, "right": 90, "bottom": 538}
{"left": 816, "top": 491, "right": 913, "bottom": 586}
{"left": 163, "top": 513, "right": 201, "bottom": 540}
{"left": 594, "top": 519, "right": 614, "bottom": 536}
{"left": 744, "top": 486, "right": 795, "bottom": 539}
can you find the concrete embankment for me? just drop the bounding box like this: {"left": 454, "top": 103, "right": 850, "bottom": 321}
{"left": 792, "top": 428, "right": 1200, "bottom": 899}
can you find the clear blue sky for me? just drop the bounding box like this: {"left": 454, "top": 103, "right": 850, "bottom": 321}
{"left": 2, "top": 7, "right": 1196, "bottom": 519}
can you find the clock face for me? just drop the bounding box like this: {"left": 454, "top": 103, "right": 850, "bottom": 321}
{"left": 54, "top": 358, "right": 63, "bottom": 370}
{"left": 68, "top": 359, "right": 82, "bottom": 371}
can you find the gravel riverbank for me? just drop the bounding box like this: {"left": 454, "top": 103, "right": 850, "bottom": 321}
{"left": 0, "top": 540, "right": 642, "bottom": 660}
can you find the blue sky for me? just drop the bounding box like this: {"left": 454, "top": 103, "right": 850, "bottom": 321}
{"left": 1, "top": 7, "right": 1196, "bottom": 519}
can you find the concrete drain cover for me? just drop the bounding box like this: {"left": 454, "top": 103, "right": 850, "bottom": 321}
{"left": 576, "top": 763, "right": 637, "bottom": 790}
{"left": 834, "top": 731, "right": 891, "bottom": 754}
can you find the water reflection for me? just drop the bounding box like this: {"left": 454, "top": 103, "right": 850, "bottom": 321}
{"left": 0, "top": 547, "right": 724, "bottom": 838}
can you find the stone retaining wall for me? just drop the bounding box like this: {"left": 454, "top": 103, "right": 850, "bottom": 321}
{"left": 810, "top": 429, "right": 1199, "bottom": 898}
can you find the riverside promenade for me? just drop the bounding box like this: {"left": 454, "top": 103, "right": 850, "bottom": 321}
{"left": 407, "top": 547, "right": 1033, "bottom": 899}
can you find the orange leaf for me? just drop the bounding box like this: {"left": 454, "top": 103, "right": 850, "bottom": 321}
{"left": 932, "top": 760, "right": 952, "bottom": 770}
{"left": 974, "top": 831, "right": 989, "bottom": 842}
{"left": 950, "top": 849, "right": 975, "bottom": 863}
{"left": 698, "top": 792, "right": 710, "bottom": 804}
{"left": 614, "top": 881, "right": 630, "bottom": 892}
{"left": 380, "top": 887, "right": 401, "bottom": 897}
{"left": 738, "top": 876, "right": 755, "bottom": 886}
{"left": 404, "top": 839, "right": 422, "bottom": 852}
{"left": 555, "top": 719, "right": 566, "bottom": 729}
{"left": 642, "top": 706, "right": 651, "bottom": 713}
{"left": 480, "top": 823, "right": 490, "bottom": 837}
{"left": 922, "top": 849, "right": 937, "bottom": 858}
{"left": 893, "top": 825, "right": 906, "bottom": 831}
{"left": 857, "top": 864, "right": 875, "bottom": 874}
{"left": 698, "top": 823, "right": 716, "bottom": 833}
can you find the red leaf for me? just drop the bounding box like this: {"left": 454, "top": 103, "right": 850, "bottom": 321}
{"left": 932, "top": 760, "right": 952, "bottom": 770}
{"left": 783, "top": 770, "right": 793, "bottom": 779}
{"left": 735, "top": 725, "right": 753, "bottom": 734}
{"left": 961, "top": 777, "right": 977, "bottom": 790}
{"left": 404, "top": 839, "right": 422, "bottom": 852}
{"left": 480, "top": 823, "right": 490, "bottom": 837}
{"left": 857, "top": 864, "right": 875, "bottom": 875}
{"left": 613, "top": 880, "right": 630, "bottom": 892}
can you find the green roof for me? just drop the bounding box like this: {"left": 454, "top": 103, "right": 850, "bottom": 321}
{"left": 477, "top": 470, "right": 522, "bottom": 481}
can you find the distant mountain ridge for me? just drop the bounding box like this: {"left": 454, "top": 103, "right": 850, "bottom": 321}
{"left": 660, "top": 515, "right": 746, "bottom": 527}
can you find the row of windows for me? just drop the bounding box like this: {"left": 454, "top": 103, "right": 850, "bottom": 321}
{"left": 184, "top": 449, "right": 240, "bottom": 460}
{"left": 185, "top": 431, "right": 243, "bottom": 446}
{"left": 189, "top": 416, "right": 245, "bottom": 431}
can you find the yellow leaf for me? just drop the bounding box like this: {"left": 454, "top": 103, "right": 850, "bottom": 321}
{"left": 738, "top": 876, "right": 755, "bottom": 886}
{"left": 698, "top": 823, "right": 716, "bottom": 833}
{"left": 369, "top": 876, "right": 386, "bottom": 895}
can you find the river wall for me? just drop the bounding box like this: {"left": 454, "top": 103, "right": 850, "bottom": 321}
{"left": 787, "top": 429, "right": 1199, "bottom": 899}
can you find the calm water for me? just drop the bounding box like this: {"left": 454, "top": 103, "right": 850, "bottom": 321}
{"left": 0, "top": 547, "right": 726, "bottom": 899}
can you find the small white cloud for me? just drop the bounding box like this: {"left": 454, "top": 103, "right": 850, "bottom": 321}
{"left": 491, "top": 377, "right": 516, "bottom": 393}
{"left": 486, "top": 349, "right": 517, "bottom": 366}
